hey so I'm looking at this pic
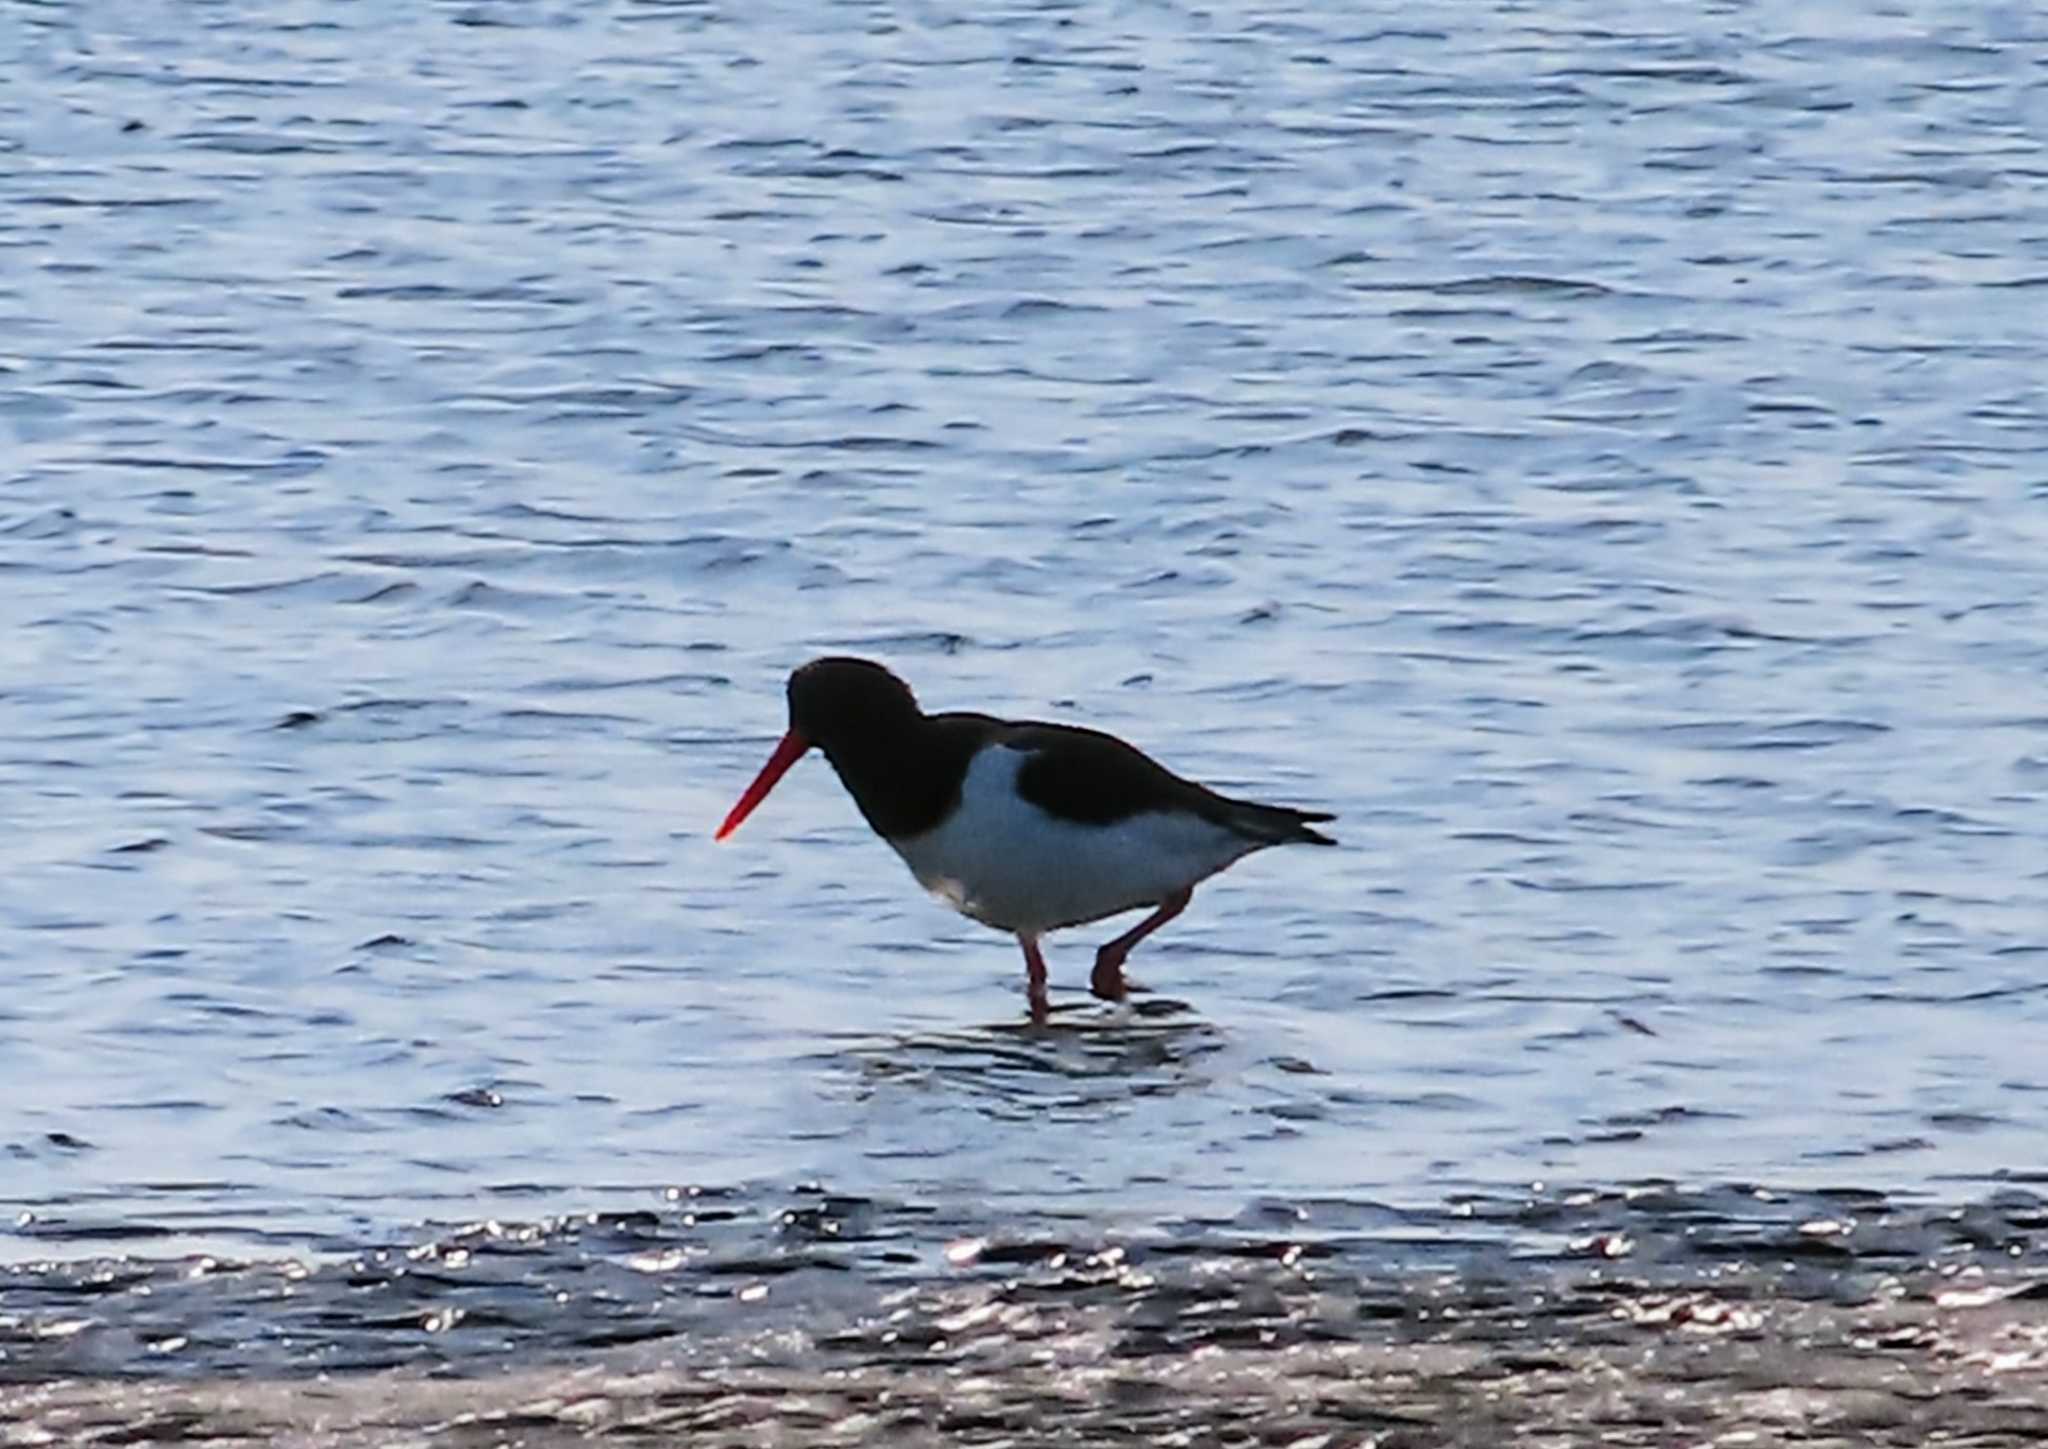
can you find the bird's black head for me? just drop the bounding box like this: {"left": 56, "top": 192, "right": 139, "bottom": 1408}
{"left": 716, "top": 656, "right": 926, "bottom": 843}
{"left": 786, "top": 656, "right": 922, "bottom": 754}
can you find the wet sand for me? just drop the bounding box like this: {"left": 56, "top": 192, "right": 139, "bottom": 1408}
{"left": 8, "top": 1275, "right": 2048, "bottom": 1446}
{"left": 7, "top": 1186, "right": 2048, "bottom": 1445}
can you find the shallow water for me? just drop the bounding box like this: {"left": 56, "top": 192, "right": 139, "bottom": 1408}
{"left": 6, "top": 1179, "right": 2047, "bottom": 1380}
{"left": 4, "top": 0, "right": 2048, "bottom": 1282}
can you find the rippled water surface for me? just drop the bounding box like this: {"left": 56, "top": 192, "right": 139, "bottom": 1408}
{"left": 4, "top": 0, "right": 2047, "bottom": 1269}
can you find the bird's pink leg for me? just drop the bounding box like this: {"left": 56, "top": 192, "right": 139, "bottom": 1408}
{"left": 1019, "top": 934, "right": 1050, "bottom": 1024}
{"left": 1091, "top": 887, "right": 1192, "bottom": 1003}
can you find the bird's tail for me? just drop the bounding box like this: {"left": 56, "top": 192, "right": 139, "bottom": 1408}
{"left": 1216, "top": 798, "right": 1338, "bottom": 847}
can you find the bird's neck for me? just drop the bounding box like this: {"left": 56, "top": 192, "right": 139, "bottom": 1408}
{"left": 820, "top": 710, "right": 965, "bottom": 840}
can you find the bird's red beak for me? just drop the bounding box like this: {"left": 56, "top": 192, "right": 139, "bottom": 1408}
{"left": 715, "top": 728, "right": 810, "bottom": 841}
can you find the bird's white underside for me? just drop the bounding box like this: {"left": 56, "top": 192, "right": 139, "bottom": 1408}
{"left": 887, "top": 743, "right": 1260, "bottom": 937}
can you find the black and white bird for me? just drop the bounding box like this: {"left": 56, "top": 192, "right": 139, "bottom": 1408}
{"left": 716, "top": 657, "right": 1336, "bottom": 1022}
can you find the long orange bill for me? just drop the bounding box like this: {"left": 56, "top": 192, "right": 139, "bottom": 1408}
{"left": 715, "top": 729, "right": 810, "bottom": 841}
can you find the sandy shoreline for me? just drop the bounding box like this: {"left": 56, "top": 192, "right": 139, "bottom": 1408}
{"left": 8, "top": 1256, "right": 2048, "bottom": 1446}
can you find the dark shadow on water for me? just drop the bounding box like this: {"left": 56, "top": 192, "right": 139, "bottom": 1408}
{"left": 820, "top": 996, "right": 1228, "bottom": 1115}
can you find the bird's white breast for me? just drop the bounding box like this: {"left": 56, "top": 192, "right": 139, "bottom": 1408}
{"left": 887, "top": 744, "right": 1258, "bottom": 936}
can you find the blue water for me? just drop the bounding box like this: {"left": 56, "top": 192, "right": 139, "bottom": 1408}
{"left": 3, "top": 0, "right": 2046, "bottom": 1257}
